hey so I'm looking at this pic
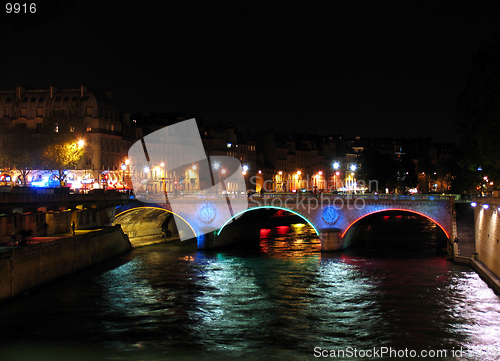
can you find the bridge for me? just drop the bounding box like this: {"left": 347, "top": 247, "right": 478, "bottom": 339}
{"left": 113, "top": 193, "right": 456, "bottom": 251}
{"left": 0, "top": 187, "right": 131, "bottom": 241}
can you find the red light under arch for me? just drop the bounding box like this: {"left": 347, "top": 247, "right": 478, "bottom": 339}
{"left": 341, "top": 209, "right": 450, "bottom": 239}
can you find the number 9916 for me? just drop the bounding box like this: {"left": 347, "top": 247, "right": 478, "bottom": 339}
{"left": 6, "top": 3, "right": 36, "bottom": 14}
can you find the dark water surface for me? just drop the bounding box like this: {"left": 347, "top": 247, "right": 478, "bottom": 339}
{"left": 1, "top": 216, "right": 500, "bottom": 360}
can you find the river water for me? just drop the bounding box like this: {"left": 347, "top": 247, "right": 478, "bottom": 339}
{"left": 1, "top": 215, "right": 500, "bottom": 361}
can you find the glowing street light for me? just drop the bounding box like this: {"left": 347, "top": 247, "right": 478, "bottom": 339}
{"left": 243, "top": 165, "right": 249, "bottom": 172}
{"left": 333, "top": 162, "right": 340, "bottom": 169}
{"left": 192, "top": 165, "right": 197, "bottom": 170}
{"left": 213, "top": 162, "right": 220, "bottom": 170}
{"left": 350, "top": 164, "right": 357, "bottom": 171}
{"left": 221, "top": 168, "right": 227, "bottom": 174}
{"left": 160, "top": 162, "right": 165, "bottom": 168}
{"left": 121, "top": 163, "right": 127, "bottom": 190}
{"left": 483, "top": 204, "right": 490, "bottom": 210}
{"left": 318, "top": 171, "right": 323, "bottom": 176}
{"left": 143, "top": 166, "right": 150, "bottom": 173}
{"left": 125, "top": 159, "right": 130, "bottom": 166}
{"left": 278, "top": 171, "right": 282, "bottom": 175}
{"left": 471, "top": 202, "right": 477, "bottom": 207}
{"left": 297, "top": 171, "right": 301, "bottom": 175}
{"left": 77, "top": 139, "right": 85, "bottom": 148}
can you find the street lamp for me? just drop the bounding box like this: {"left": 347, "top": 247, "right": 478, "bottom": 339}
{"left": 121, "top": 163, "right": 126, "bottom": 190}
{"left": 333, "top": 162, "right": 340, "bottom": 170}
{"left": 213, "top": 162, "right": 220, "bottom": 170}
{"left": 334, "top": 171, "right": 340, "bottom": 192}
{"left": 350, "top": 164, "right": 357, "bottom": 171}
{"left": 243, "top": 165, "right": 249, "bottom": 171}
{"left": 78, "top": 139, "right": 85, "bottom": 148}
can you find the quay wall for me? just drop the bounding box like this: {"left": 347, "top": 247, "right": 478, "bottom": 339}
{"left": 474, "top": 197, "right": 500, "bottom": 281}
{"left": 1, "top": 208, "right": 115, "bottom": 242}
{"left": 0, "top": 226, "right": 131, "bottom": 302}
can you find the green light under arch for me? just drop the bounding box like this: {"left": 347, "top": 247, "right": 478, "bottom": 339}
{"left": 217, "top": 206, "right": 320, "bottom": 236}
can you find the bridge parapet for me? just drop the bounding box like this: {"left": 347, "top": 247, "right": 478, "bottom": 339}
{"left": 0, "top": 188, "right": 131, "bottom": 208}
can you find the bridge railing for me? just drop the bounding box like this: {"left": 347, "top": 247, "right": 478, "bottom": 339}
{"left": 135, "top": 192, "right": 454, "bottom": 203}
{"left": 0, "top": 189, "right": 131, "bottom": 204}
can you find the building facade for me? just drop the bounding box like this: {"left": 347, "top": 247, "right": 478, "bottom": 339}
{"left": 0, "top": 86, "right": 134, "bottom": 190}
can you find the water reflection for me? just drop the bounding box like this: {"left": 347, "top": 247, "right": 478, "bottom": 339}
{"left": 0, "top": 218, "right": 500, "bottom": 361}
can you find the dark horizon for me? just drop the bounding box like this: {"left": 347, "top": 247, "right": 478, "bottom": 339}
{"left": 2, "top": 1, "right": 500, "bottom": 142}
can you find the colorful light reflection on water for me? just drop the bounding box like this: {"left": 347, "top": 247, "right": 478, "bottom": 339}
{"left": 0, "top": 218, "right": 499, "bottom": 361}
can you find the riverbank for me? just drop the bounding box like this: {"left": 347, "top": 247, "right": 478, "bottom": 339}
{"left": 454, "top": 254, "right": 500, "bottom": 295}
{"left": 0, "top": 226, "right": 131, "bottom": 302}
{"left": 131, "top": 235, "right": 181, "bottom": 248}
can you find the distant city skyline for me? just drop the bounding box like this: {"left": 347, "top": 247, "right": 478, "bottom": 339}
{"left": 2, "top": 1, "right": 500, "bottom": 142}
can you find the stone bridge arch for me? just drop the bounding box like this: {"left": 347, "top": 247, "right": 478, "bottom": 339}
{"left": 217, "top": 205, "right": 320, "bottom": 236}
{"left": 114, "top": 206, "right": 196, "bottom": 247}
{"left": 342, "top": 208, "right": 450, "bottom": 238}
{"left": 340, "top": 208, "right": 450, "bottom": 249}
{"left": 332, "top": 201, "right": 453, "bottom": 250}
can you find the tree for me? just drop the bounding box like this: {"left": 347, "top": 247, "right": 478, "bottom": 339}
{"left": 455, "top": 40, "right": 500, "bottom": 187}
{"left": 395, "top": 155, "right": 418, "bottom": 193}
{"left": 0, "top": 123, "right": 42, "bottom": 186}
{"left": 39, "top": 111, "right": 86, "bottom": 186}
{"left": 358, "top": 149, "right": 398, "bottom": 192}
{"left": 416, "top": 154, "right": 436, "bottom": 192}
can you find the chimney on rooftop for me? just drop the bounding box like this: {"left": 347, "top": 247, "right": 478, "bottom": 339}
{"left": 16, "top": 86, "right": 25, "bottom": 100}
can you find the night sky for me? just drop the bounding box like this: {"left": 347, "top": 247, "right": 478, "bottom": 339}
{"left": 1, "top": 1, "right": 500, "bottom": 142}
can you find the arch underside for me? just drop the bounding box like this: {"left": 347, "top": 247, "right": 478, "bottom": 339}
{"left": 114, "top": 206, "right": 197, "bottom": 243}
{"left": 217, "top": 206, "right": 319, "bottom": 236}
{"left": 342, "top": 208, "right": 450, "bottom": 239}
